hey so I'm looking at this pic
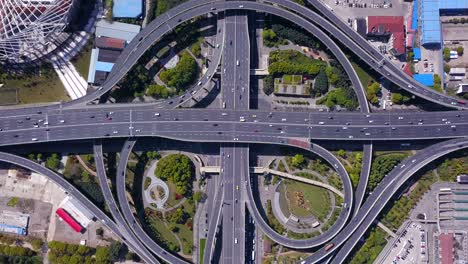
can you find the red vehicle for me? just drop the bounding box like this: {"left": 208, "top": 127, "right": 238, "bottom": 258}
{"left": 324, "top": 243, "right": 335, "bottom": 251}
{"left": 458, "top": 101, "right": 466, "bottom": 105}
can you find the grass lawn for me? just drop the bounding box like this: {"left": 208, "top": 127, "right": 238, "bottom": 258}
{"left": 173, "top": 199, "right": 195, "bottom": 255}
{"left": 144, "top": 177, "right": 152, "bottom": 190}
{"left": 146, "top": 211, "right": 180, "bottom": 248}
{"left": 283, "top": 74, "right": 292, "bottom": 83}
{"left": 165, "top": 181, "right": 183, "bottom": 208}
{"left": 278, "top": 183, "right": 291, "bottom": 217}
{"left": 0, "top": 88, "right": 18, "bottom": 105}
{"left": 199, "top": 238, "right": 206, "bottom": 263}
{"left": 281, "top": 180, "right": 331, "bottom": 221}
{"left": 2, "top": 74, "right": 70, "bottom": 104}
{"left": 352, "top": 62, "right": 375, "bottom": 88}
{"left": 71, "top": 39, "right": 93, "bottom": 80}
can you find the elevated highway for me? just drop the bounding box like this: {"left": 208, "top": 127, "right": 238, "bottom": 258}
{"left": 0, "top": 152, "right": 158, "bottom": 264}
{"left": 114, "top": 139, "right": 189, "bottom": 264}
{"left": 93, "top": 141, "right": 161, "bottom": 263}
{"left": 302, "top": 137, "right": 468, "bottom": 263}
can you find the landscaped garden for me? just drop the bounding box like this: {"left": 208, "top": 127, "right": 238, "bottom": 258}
{"left": 278, "top": 180, "right": 331, "bottom": 221}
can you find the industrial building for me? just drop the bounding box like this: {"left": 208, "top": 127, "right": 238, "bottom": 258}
{"left": 88, "top": 20, "right": 140, "bottom": 85}
{"left": 421, "top": 0, "right": 468, "bottom": 46}
{"left": 0, "top": 210, "right": 29, "bottom": 236}
{"left": 0, "top": 0, "right": 79, "bottom": 63}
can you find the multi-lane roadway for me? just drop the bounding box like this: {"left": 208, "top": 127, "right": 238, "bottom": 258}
{"left": 0, "top": 1, "right": 467, "bottom": 263}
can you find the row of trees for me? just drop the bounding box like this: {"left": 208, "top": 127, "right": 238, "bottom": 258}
{"left": 48, "top": 241, "right": 125, "bottom": 264}
{"left": 154, "top": 154, "right": 194, "bottom": 196}
{"left": 368, "top": 153, "right": 407, "bottom": 191}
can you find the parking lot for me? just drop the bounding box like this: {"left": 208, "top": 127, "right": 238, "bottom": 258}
{"left": 378, "top": 222, "right": 428, "bottom": 264}
{"left": 322, "top": 0, "right": 408, "bottom": 19}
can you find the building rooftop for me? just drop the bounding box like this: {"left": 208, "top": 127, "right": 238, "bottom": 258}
{"left": 439, "top": 233, "right": 454, "bottom": 264}
{"left": 113, "top": 0, "right": 142, "bottom": 18}
{"left": 457, "top": 83, "right": 468, "bottom": 94}
{"left": 413, "top": 48, "right": 421, "bottom": 61}
{"left": 367, "top": 16, "right": 405, "bottom": 55}
{"left": 449, "top": 68, "right": 466, "bottom": 75}
{"left": 98, "top": 49, "right": 121, "bottom": 63}
{"left": 421, "top": 0, "right": 468, "bottom": 45}
{"left": 414, "top": 73, "right": 434, "bottom": 86}
{"left": 95, "top": 37, "right": 126, "bottom": 50}
{"left": 95, "top": 20, "right": 141, "bottom": 43}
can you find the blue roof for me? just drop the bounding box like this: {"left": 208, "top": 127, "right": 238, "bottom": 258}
{"left": 113, "top": 0, "right": 142, "bottom": 18}
{"left": 421, "top": 0, "right": 468, "bottom": 45}
{"left": 95, "top": 61, "right": 114, "bottom": 72}
{"left": 414, "top": 74, "right": 434, "bottom": 86}
{"left": 440, "top": 0, "right": 468, "bottom": 10}
{"left": 413, "top": 48, "right": 421, "bottom": 60}
{"left": 0, "top": 223, "right": 27, "bottom": 235}
{"left": 421, "top": 0, "right": 441, "bottom": 45}
{"left": 87, "top": 49, "right": 99, "bottom": 83}
{"left": 411, "top": 0, "right": 419, "bottom": 31}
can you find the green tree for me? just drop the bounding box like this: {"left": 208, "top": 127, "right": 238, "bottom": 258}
{"left": 45, "top": 153, "right": 61, "bottom": 170}
{"left": 443, "top": 47, "right": 451, "bottom": 61}
{"left": 291, "top": 154, "right": 306, "bottom": 168}
{"left": 193, "top": 191, "right": 205, "bottom": 202}
{"left": 159, "top": 52, "right": 198, "bottom": 92}
{"left": 444, "top": 64, "right": 451, "bottom": 73}
{"left": 154, "top": 154, "right": 194, "bottom": 196}
{"left": 81, "top": 171, "right": 90, "bottom": 183}
{"left": 391, "top": 92, "right": 410, "bottom": 105}
{"left": 368, "top": 154, "right": 407, "bottom": 191}
{"left": 108, "top": 241, "right": 123, "bottom": 261}
{"left": 146, "top": 84, "right": 169, "bottom": 98}
{"left": 95, "top": 247, "right": 111, "bottom": 263}
{"left": 457, "top": 46, "right": 464, "bottom": 56}
{"left": 190, "top": 42, "right": 202, "bottom": 58}
{"left": 263, "top": 29, "right": 278, "bottom": 47}
{"left": 168, "top": 208, "right": 188, "bottom": 224}
{"left": 337, "top": 149, "right": 346, "bottom": 158}
{"left": 30, "top": 239, "right": 43, "bottom": 251}
{"left": 263, "top": 75, "right": 274, "bottom": 95}
{"left": 311, "top": 69, "right": 329, "bottom": 97}
{"left": 366, "top": 82, "right": 381, "bottom": 105}
{"left": 433, "top": 74, "right": 442, "bottom": 92}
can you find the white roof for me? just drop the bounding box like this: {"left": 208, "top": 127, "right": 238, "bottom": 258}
{"left": 96, "top": 20, "right": 141, "bottom": 42}
{"left": 449, "top": 68, "right": 466, "bottom": 75}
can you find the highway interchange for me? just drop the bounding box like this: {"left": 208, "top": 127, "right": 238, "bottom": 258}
{"left": 0, "top": 0, "right": 467, "bottom": 263}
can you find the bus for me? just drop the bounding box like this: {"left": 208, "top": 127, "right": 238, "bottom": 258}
{"left": 440, "top": 188, "right": 452, "bottom": 192}
{"left": 251, "top": 250, "right": 255, "bottom": 261}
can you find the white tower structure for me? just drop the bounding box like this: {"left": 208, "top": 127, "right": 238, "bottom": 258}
{"left": 0, "top": 0, "right": 77, "bottom": 64}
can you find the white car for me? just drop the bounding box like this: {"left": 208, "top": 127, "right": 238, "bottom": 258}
{"left": 31, "top": 138, "right": 38, "bottom": 141}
